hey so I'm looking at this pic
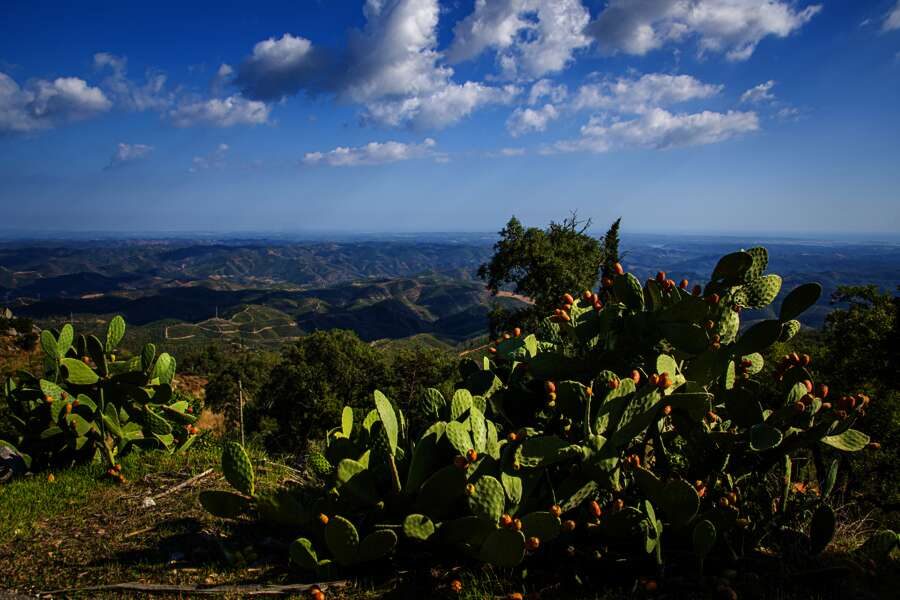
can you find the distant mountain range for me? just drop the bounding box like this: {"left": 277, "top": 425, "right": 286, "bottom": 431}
{"left": 1, "top": 235, "right": 897, "bottom": 347}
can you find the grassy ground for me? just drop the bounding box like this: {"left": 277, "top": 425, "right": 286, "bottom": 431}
{"left": 1, "top": 442, "right": 896, "bottom": 599}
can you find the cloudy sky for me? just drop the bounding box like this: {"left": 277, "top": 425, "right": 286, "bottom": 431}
{"left": 1, "top": 1, "right": 899, "bottom": 234}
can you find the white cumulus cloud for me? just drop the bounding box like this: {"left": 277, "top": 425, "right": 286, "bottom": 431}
{"left": 740, "top": 80, "right": 777, "bottom": 103}
{"left": 235, "top": 34, "right": 325, "bottom": 100}
{"left": 551, "top": 107, "right": 758, "bottom": 153}
{"left": 105, "top": 142, "right": 153, "bottom": 170}
{"left": 169, "top": 95, "right": 270, "bottom": 127}
{"left": 0, "top": 72, "right": 111, "bottom": 134}
{"left": 94, "top": 52, "right": 171, "bottom": 111}
{"left": 884, "top": 1, "right": 900, "bottom": 31}
{"left": 448, "top": 0, "right": 591, "bottom": 80}
{"left": 506, "top": 103, "right": 560, "bottom": 136}
{"left": 303, "top": 138, "right": 439, "bottom": 167}
{"left": 587, "top": 0, "right": 822, "bottom": 61}
{"left": 572, "top": 73, "right": 723, "bottom": 113}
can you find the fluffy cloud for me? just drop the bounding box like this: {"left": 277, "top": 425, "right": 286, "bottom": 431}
{"left": 528, "top": 79, "right": 568, "bottom": 105}
{"left": 572, "top": 73, "right": 722, "bottom": 113}
{"left": 506, "top": 103, "right": 560, "bottom": 136}
{"left": 94, "top": 52, "right": 171, "bottom": 111}
{"left": 740, "top": 80, "right": 776, "bottom": 103}
{"left": 169, "top": 95, "right": 270, "bottom": 127}
{"left": 189, "top": 143, "right": 230, "bottom": 172}
{"left": 0, "top": 72, "right": 111, "bottom": 134}
{"left": 588, "top": 0, "right": 822, "bottom": 61}
{"left": 447, "top": 0, "right": 591, "bottom": 79}
{"left": 105, "top": 142, "right": 153, "bottom": 170}
{"left": 235, "top": 34, "right": 327, "bottom": 100}
{"left": 364, "top": 81, "right": 519, "bottom": 129}
{"left": 884, "top": 1, "right": 900, "bottom": 31}
{"left": 344, "top": 0, "right": 450, "bottom": 103}
{"left": 303, "top": 138, "right": 439, "bottom": 167}
{"left": 551, "top": 107, "right": 758, "bottom": 153}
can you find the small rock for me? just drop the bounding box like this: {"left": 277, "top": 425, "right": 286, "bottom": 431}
{"left": 142, "top": 497, "right": 157, "bottom": 508}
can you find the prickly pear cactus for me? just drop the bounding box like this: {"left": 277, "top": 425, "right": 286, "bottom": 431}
{"left": 2, "top": 316, "right": 198, "bottom": 478}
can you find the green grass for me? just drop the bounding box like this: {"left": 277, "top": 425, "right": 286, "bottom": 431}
{"left": 0, "top": 441, "right": 222, "bottom": 545}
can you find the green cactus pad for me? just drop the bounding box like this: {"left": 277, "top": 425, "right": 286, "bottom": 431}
{"left": 106, "top": 315, "right": 126, "bottom": 352}
{"left": 692, "top": 519, "right": 716, "bottom": 558}
{"left": 56, "top": 324, "right": 73, "bottom": 358}
{"left": 325, "top": 515, "right": 360, "bottom": 566}
{"left": 222, "top": 441, "right": 255, "bottom": 496}
{"left": 151, "top": 353, "right": 176, "bottom": 385}
{"left": 406, "top": 422, "right": 446, "bottom": 493}
{"left": 822, "top": 459, "right": 839, "bottom": 498}
{"left": 779, "top": 283, "right": 822, "bottom": 321}
{"left": 445, "top": 420, "right": 474, "bottom": 457}
{"left": 336, "top": 458, "right": 379, "bottom": 506}
{"left": 450, "top": 389, "right": 474, "bottom": 420}
{"left": 143, "top": 407, "right": 172, "bottom": 436}
{"left": 60, "top": 358, "right": 99, "bottom": 385}
{"left": 441, "top": 515, "right": 495, "bottom": 547}
{"left": 501, "top": 470, "right": 523, "bottom": 506}
{"left": 289, "top": 537, "right": 319, "bottom": 571}
{"left": 779, "top": 319, "right": 801, "bottom": 342}
{"left": 199, "top": 490, "right": 250, "bottom": 518}
{"left": 742, "top": 274, "right": 782, "bottom": 308}
{"left": 40, "top": 330, "right": 58, "bottom": 360}
{"left": 422, "top": 388, "right": 447, "bottom": 420}
{"left": 358, "top": 529, "right": 398, "bottom": 563}
{"left": 514, "top": 435, "right": 581, "bottom": 469}
{"left": 749, "top": 424, "right": 783, "bottom": 451}
{"left": 341, "top": 406, "right": 353, "bottom": 437}
{"left": 256, "top": 489, "right": 311, "bottom": 526}
{"left": 521, "top": 511, "right": 562, "bottom": 542}
{"left": 711, "top": 251, "right": 754, "bottom": 285}
{"left": 416, "top": 465, "right": 467, "bottom": 519}
{"left": 632, "top": 466, "right": 663, "bottom": 502}
{"left": 468, "top": 407, "right": 487, "bottom": 453}
{"left": 374, "top": 390, "right": 399, "bottom": 455}
{"left": 601, "top": 506, "right": 646, "bottom": 541}
{"left": 479, "top": 528, "right": 526, "bottom": 567}
{"left": 821, "top": 428, "right": 869, "bottom": 451}
{"left": 856, "top": 530, "right": 900, "bottom": 562}
{"left": 403, "top": 513, "right": 436, "bottom": 541}
{"left": 307, "top": 452, "right": 335, "bottom": 478}
{"left": 467, "top": 475, "right": 505, "bottom": 523}
{"left": 734, "top": 319, "right": 783, "bottom": 356}
{"left": 613, "top": 273, "right": 645, "bottom": 311}
{"left": 809, "top": 504, "right": 835, "bottom": 555}
{"left": 659, "top": 479, "right": 699, "bottom": 526}
{"left": 744, "top": 246, "right": 768, "bottom": 280}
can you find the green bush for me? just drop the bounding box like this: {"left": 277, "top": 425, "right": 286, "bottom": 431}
{"left": 1, "top": 316, "right": 198, "bottom": 477}
{"left": 201, "top": 247, "right": 895, "bottom": 577}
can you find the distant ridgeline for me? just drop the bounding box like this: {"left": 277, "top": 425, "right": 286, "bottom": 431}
{"left": 1, "top": 237, "right": 897, "bottom": 348}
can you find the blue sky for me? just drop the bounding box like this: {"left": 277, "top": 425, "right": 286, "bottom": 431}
{"left": 1, "top": 0, "right": 899, "bottom": 234}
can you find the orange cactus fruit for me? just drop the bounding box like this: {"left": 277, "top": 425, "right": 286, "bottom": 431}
{"left": 499, "top": 514, "right": 513, "bottom": 528}
{"left": 562, "top": 519, "right": 576, "bottom": 532}
{"left": 466, "top": 449, "right": 478, "bottom": 463}
{"left": 311, "top": 590, "right": 325, "bottom": 600}
{"left": 802, "top": 379, "right": 814, "bottom": 393}
{"left": 450, "top": 580, "right": 463, "bottom": 594}
{"left": 526, "top": 536, "right": 540, "bottom": 551}
{"left": 679, "top": 279, "right": 689, "bottom": 289}
{"left": 550, "top": 504, "right": 562, "bottom": 518}
{"left": 503, "top": 332, "right": 511, "bottom": 340}
{"left": 47, "top": 473, "right": 55, "bottom": 483}
{"left": 655, "top": 271, "right": 666, "bottom": 283}
{"left": 318, "top": 513, "right": 329, "bottom": 525}
{"left": 507, "top": 432, "right": 518, "bottom": 442}
{"left": 582, "top": 290, "right": 593, "bottom": 301}
{"left": 544, "top": 381, "right": 556, "bottom": 394}
{"left": 601, "top": 276, "right": 613, "bottom": 289}
{"left": 706, "top": 293, "right": 720, "bottom": 305}
{"left": 662, "top": 405, "right": 672, "bottom": 416}
{"left": 44, "top": 395, "right": 54, "bottom": 404}
{"left": 465, "top": 483, "right": 476, "bottom": 496}
{"left": 817, "top": 384, "right": 829, "bottom": 398}
{"left": 513, "top": 327, "right": 522, "bottom": 337}
{"left": 649, "top": 374, "right": 660, "bottom": 387}
{"left": 508, "top": 593, "right": 524, "bottom": 600}
{"left": 644, "top": 580, "right": 658, "bottom": 593}
{"left": 692, "top": 284, "right": 702, "bottom": 296}
{"left": 562, "top": 293, "right": 575, "bottom": 305}
{"left": 589, "top": 500, "right": 602, "bottom": 518}
{"left": 65, "top": 403, "right": 72, "bottom": 414}
{"left": 630, "top": 370, "right": 641, "bottom": 384}
{"left": 613, "top": 262, "right": 624, "bottom": 275}
{"left": 513, "top": 518, "right": 523, "bottom": 531}
{"left": 658, "top": 373, "right": 671, "bottom": 389}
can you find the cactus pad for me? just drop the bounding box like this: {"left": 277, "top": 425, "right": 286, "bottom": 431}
{"left": 307, "top": 452, "right": 334, "bottom": 478}
{"left": 358, "top": 529, "right": 398, "bottom": 563}
{"left": 692, "top": 519, "right": 716, "bottom": 558}
{"left": 289, "top": 537, "right": 319, "bottom": 571}
{"left": 222, "top": 441, "right": 255, "bottom": 496}
{"left": 325, "top": 515, "right": 360, "bottom": 566}
{"left": 821, "top": 428, "right": 869, "bottom": 451}
{"left": 521, "top": 511, "right": 562, "bottom": 542}
{"left": 809, "top": 504, "right": 835, "bottom": 555}
{"left": 445, "top": 420, "right": 474, "bottom": 457}
{"left": 479, "top": 528, "right": 526, "bottom": 567}
{"left": 467, "top": 475, "right": 505, "bottom": 523}
{"left": 403, "top": 513, "right": 436, "bottom": 541}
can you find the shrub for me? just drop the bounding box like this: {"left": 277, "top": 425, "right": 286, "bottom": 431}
{"left": 1, "top": 316, "right": 199, "bottom": 478}
{"left": 200, "top": 247, "right": 894, "bottom": 578}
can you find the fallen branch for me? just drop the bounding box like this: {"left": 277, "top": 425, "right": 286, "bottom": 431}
{"left": 151, "top": 468, "right": 214, "bottom": 501}
{"left": 40, "top": 580, "right": 353, "bottom": 597}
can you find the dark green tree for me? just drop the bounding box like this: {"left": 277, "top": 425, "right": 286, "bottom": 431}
{"left": 600, "top": 217, "right": 622, "bottom": 281}
{"left": 477, "top": 214, "right": 616, "bottom": 335}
